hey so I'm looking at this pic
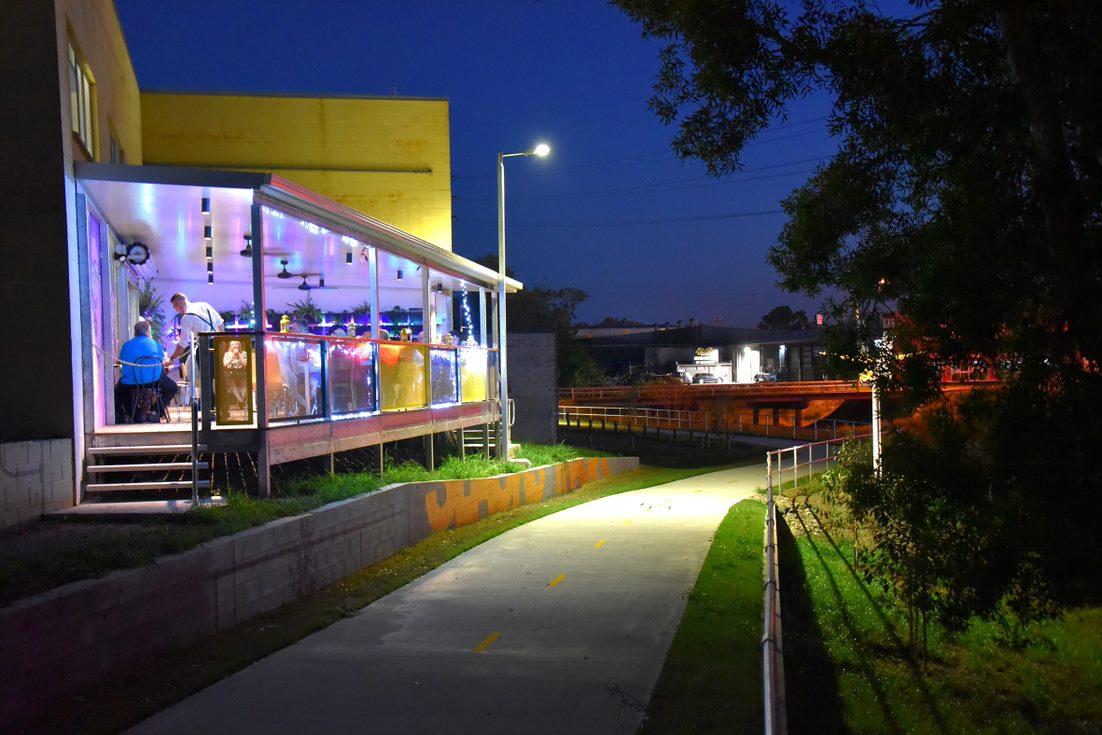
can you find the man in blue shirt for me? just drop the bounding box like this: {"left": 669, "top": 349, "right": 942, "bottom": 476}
{"left": 115, "top": 320, "right": 178, "bottom": 423}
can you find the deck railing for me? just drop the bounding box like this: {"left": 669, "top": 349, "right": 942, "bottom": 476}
{"left": 196, "top": 332, "right": 495, "bottom": 430}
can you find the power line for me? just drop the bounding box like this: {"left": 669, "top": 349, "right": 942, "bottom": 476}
{"left": 450, "top": 115, "right": 831, "bottom": 180}
{"left": 454, "top": 157, "right": 826, "bottom": 202}
{"left": 456, "top": 208, "right": 784, "bottom": 228}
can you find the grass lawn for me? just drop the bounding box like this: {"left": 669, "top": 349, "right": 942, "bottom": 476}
{"left": 28, "top": 463, "right": 726, "bottom": 735}
{"left": 641, "top": 499, "right": 767, "bottom": 734}
{"left": 0, "top": 443, "right": 607, "bottom": 607}
{"left": 782, "top": 504, "right": 1102, "bottom": 734}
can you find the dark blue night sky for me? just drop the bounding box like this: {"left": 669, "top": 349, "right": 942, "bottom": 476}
{"left": 115, "top": 0, "right": 836, "bottom": 327}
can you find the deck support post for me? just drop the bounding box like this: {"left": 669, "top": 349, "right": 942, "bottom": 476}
{"left": 482, "top": 422, "right": 491, "bottom": 460}
{"left": 326, "top": 452, "right": 335, "bottom": 474}
{"left": 378, "top": 442, "right": 385, "bottom": 475}
{"left": 257, "top": 441, "right": 271, "bottom": 498}
{"left": 424, "top": 432, "right": 435, "bottom": 472}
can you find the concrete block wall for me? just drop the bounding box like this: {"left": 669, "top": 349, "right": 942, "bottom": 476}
{"left": 508, "top": 333, "right": 558, "bottom": 445}
{"left": 0, "top": 439, "right": 74, "bottom": 528}
{"left": 0, "top": 455, "right": 638, "bottom": 727}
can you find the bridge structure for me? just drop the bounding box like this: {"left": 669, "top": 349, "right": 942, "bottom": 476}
{"left": 558, "top": 379, "right": 992, "bottom": 435}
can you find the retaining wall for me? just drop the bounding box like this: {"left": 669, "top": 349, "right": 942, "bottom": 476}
{"left": 0, "top": 455, "right": 638, "bottom": 727}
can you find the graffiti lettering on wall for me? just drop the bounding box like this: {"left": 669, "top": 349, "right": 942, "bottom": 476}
{"left": 423, "top": 458, "right": 612, "bottom": 532}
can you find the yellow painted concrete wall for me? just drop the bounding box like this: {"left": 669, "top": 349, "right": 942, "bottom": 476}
{"left": 140, "top": 93, "right": 453, "bottom": 249}
{"left": 55, "top": 0, "right": 143, "bottom": 165}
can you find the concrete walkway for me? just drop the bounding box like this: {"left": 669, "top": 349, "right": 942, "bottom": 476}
{"left": 131, "top": 463, "right": 766, "bottom": 735}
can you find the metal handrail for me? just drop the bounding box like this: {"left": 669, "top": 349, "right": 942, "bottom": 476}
{"left": 762, "top": 435, "right": 859, "bottom": 734}
{"left": 557, "top": 405, "right": 709, "bottom": 432}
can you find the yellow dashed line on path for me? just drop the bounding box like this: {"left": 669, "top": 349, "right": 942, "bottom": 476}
{"left": 474, "top": 632, "right": 501, "bottom": 653}
{"left": 548, "top": 573, "right": 567, "bottom": 588}
{"left": 594, "top": 540, "right": 606, "bottom": 549}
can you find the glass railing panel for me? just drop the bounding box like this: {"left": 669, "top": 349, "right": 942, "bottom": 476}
{"left": 327, "top": 339, "right": 377, "bottom": 416}
{"left": 378, "top": 342, "right": 428, "bottom": 411}
{"left": 430, "top": 347, "right": 459, "bottom": 405}
{"left": 458, "top": 347, "right": 489, "bottom": 403}
{"left": 212, "top": 335, "right": 255, "bottom": 425}
{"left": 264, "top": 335, "right": 324, "bottom": 421}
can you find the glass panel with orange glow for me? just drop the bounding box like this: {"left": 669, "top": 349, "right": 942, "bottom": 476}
{"left": 378, "top": 342, "right": 427, "bottom": 411}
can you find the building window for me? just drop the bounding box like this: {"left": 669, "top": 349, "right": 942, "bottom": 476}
{"left": 109, "top": 132, "right": 124, "bottom": 164}
{"left": 68, "top": 44, "right": 94, "bottom": 156}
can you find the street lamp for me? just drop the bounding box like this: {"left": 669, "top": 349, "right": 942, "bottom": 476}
{"left": 497, "top": 142, "right": 552, "bottom": 459}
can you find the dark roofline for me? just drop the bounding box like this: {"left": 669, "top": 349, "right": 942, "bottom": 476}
{"left": 138, "top": 89, "right": 449, "bottom": 103}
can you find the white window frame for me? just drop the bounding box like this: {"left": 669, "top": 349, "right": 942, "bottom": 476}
{"left": 69, "top": 44, "right": 94, "bottom": 156}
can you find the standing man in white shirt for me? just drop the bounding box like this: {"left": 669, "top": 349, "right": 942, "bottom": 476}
{"left": 166, "top": 293, "right": 225, "bottom": 399}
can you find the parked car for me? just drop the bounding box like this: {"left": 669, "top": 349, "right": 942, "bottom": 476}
{"left": 675, "top": 371, "right": 691, "bottom": 384}
{"left": 692, "top": 373, "right": 720, "bottom": 384}
{"left": 753, "top": 371, "right": 778, "bottom": 383}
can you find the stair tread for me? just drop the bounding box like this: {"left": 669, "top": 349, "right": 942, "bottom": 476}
{"left": 88, "top": 444, "right": 207, "bottom": 456}
{"left": 86, "top": 480, "right": 211, "bottom": 492}
{"left": 87, "top": 462, "right": 209, "bottom": 473}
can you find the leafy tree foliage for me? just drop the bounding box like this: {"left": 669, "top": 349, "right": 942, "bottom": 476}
{"left": 475, "top": 255, "right": 606, "bottom": 386}
{"left": 615, "top": 0, "right": 1102, "bottom": 381}
{"left": 615, "top": 0, "right": 1102, "bottom": 623}
{"left": 758, "top": 305, "right": 810, "bottom": 330}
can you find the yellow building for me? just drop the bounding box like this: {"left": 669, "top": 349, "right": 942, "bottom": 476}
{"left": 140, "top": 92, "right": 454, "bottom": 249}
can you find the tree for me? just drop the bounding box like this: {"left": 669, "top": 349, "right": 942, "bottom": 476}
{"left": 758, "top": 305, "right": 810, "bottom": 331}
{"left": 589, "top": 316, "right": 647, "bottom": 328}
{"left": 614, "top": 0, "right": 1102, "bottom": 617}
{"left": 475, "top": 254, "right": 606, "bottom": 386}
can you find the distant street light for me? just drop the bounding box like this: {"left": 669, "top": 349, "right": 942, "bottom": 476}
{"left": 497, "top": 143, "right": 552, "bottom": 458}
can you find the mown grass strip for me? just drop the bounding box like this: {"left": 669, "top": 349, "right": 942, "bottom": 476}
{"left": 28, "top": 464, "right": 724, "bottom": 735}
{"left": 641, "top": 499, "right": 767, "bottom": 735}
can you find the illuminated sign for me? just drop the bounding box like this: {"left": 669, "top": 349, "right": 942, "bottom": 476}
{"left": 693, "top": 347, "right": 719, "bottom": 364}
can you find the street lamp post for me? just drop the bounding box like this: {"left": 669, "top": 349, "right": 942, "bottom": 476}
{"left": 497, "top": 142, "right": 551, "bottom": 459}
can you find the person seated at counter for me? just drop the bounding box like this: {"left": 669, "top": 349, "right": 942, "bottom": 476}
{"left": 115, "top": 320, "right": 178, "bottom": 423}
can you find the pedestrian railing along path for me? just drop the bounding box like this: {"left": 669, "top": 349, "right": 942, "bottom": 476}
{"left": 557, "top": 405, "right": 869, "bottom": 444}
{"left": 762, "top": 436, "right": 856, "bottom": 735}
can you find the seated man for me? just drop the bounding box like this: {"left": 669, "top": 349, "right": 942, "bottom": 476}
{"left": 115, "top": 320, "right": 178, "bottom": 423}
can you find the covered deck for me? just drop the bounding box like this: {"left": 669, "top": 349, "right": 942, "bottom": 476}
{"left": 75, "top": 163, "right": 518, "bottom": 498}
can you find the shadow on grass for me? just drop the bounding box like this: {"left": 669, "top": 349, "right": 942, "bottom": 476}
{"left": 797, "top": 504, "right": 952, "bottom": 735}
{"left": 776, "top": 512, "right": 846, "bottom": 735}
{"left": 792, "top": 508, "right": 905, "bottom": 734}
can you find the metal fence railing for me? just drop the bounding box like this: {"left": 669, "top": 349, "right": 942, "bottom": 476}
{"left": 762, "top": 436, "right": 858, "bottom": 735}
{"left": 557, "top": 405, "right": 709, "bottom": 432}
{"left": 557, "top": 404, "right": 869, "bottom": 444}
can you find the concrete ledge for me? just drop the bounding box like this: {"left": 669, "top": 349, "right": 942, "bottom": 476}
{"left": 0, "top": 455, "right": 639, "bottom": 727}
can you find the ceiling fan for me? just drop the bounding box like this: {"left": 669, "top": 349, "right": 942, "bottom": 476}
{"left": 297, "top": 276, "right": 336, "bottom": 291}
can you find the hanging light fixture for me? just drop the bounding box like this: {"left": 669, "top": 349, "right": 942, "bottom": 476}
{"left": 396, "top": 269, "right": 404, "bottom": 281}
{"left": 239, "top": 234, "right": 252, "bottom": 257}
{"left": 345, "top": 252, "right": 353, "bottom": 265}
{"left": 203, "top": 225, "right": 213, "bottom": 243}
{"left": 205, "top": 246, "right": 213, "bottom": 261}
{"left": 208, "top": 273, "right": 214, "bottom": 284}
{"left": 201, "top": 196, "right": 211, "bottom": 215}
{"left": 207, "top": 262, "right": 214, "bottom": 273}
